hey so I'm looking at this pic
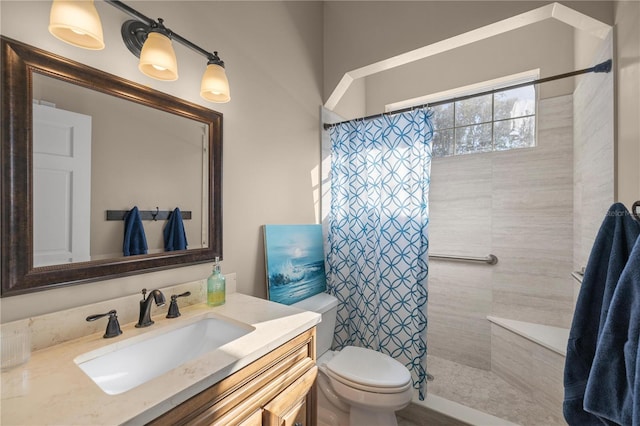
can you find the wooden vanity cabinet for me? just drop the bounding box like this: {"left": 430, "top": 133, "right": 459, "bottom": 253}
{"left": 148, "top": 328, "right": 317, "bottom": 426}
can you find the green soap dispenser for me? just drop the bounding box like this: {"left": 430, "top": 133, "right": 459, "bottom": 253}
{"left": 207, "top": 256, "right": 226, "bottom": 306}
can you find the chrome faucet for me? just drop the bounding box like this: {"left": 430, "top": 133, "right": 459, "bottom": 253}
{"left": 135, "top": 288, "right": 166, "bottom": 328}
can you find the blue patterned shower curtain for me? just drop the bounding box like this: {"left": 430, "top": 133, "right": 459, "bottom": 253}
{"left": 326, "top": 109, "right": 433, "bottom": 399}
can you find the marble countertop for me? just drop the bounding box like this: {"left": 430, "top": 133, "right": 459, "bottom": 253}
{"left": 1, "top": 293, "right": 320, "bottom": 425}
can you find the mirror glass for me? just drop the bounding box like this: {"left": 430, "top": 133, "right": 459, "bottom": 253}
{"left": 1, "top": 37, "right": 222, "bottom": 297}
{"left": 32, "top": 73, "right": 208, "bottom": 266}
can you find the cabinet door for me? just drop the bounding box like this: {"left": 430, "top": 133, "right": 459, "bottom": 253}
{"left": 149, "top": 329, "right": 317, "bottom": 426}
{"left": 278, "top": 398, "right": 306, "bottom": 426}
{"left": 237, "top": 409, "right": 263, "bottom": 426}
{"left": 263, "top": 366, "right": 317, "bottom": 426}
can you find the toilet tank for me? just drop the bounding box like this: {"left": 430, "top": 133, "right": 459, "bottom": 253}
{"left": 292, "top": 293, "right": 338, "bottom": 356}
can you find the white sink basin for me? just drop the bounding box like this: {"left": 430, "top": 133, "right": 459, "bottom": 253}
{"left": 75, "top": 316, "right": 254, "bottom": 395}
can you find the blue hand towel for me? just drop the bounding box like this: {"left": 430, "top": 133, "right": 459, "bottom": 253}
{"left": 163, "top": 207, "right": 187, "bottom": 251}
{"left": 563, "top": 203, "right": 640, "bottom": 425}
{"left": 584, "top": 235, "right": 640, "bottom": 425}
{"left": 123, "top": 206, "right": 148, "bottom": 256}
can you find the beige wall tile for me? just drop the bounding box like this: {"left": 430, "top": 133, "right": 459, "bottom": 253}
{"left": 428, "top": 264, "right": 492, "bottom": 369}
{"left": 531, "top": 344, "right": 565, "bottom": 419}
{"left": 428, "top": 96, "right": 575, "bottom": 367}
{"left": 573, "top": 34, "right": 615, "bottom": 272}
{"left": 491, "top": 324, "right": 564, "bottom": 423}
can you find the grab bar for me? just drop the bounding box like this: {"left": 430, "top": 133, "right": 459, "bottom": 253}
{"left": 571, "top": 267, "right": 585, "bottom": 284}
{"left": 571, "top": 271, "right": 584, "bottom": 284}
{"left": 429, "top": 253, "right": 498, "bottom": 265}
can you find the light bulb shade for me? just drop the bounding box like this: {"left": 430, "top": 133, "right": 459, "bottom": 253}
{"left": 200, "top": 63, "right": 231, "bottom": 103}
{"left": 48, "top": 0, "right": 104, "bottom": 50}
{"left": 138, "top": 32, "right": 179, "bottom": 81}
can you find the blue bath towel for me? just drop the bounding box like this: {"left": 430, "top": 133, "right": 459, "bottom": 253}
{"left": 123, "top": 206, "right": 148, "bottom": 256}
{"left": 563, "top": 203, "right": 640, "bottom": 425}
{"left": 163, "top": 207, "right": 187, "bottom": 251}
{"left": 584, "top": 235, "right": 640, "bottom": 425}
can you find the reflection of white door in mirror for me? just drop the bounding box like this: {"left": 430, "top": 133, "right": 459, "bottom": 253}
{"left": 33, "top": 103, "right": 91, "bottom": 267}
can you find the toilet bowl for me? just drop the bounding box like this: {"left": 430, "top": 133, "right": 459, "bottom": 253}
{"left": 292, "top": 294, "right": 414, "bottom": 426}
{"left": 317, "top": 347, "right": 413, "bottom": 426}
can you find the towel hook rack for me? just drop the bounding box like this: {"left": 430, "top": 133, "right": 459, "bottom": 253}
{"left": 106, "top": 208, "right": 192, "bottom": 221}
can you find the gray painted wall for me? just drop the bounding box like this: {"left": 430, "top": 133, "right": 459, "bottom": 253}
{"left": 1, "top": 1, "right": 324, "bottom": 321}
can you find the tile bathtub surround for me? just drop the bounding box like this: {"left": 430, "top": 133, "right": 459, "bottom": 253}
{"left": 573, "top": 33, "right": 614, "bottom": 283}
{"left": 426, "top": 262, "right": 492, "bottom": 370}
{"left": 491, "top": 94, "right": 575, "bottom": 328}
{"left": 428, "top": 151, "right": 493, "bottom": 370}
{"left": 0, "top": 273, "right": 237, "bottom": 352}
{"left": 428, "top": 95, "right": 575, "bottom": 369}
{"left": 487, "top": 316, "right": 569, "bottom": 356}
{"left": 490, "top": 323, "right": 565, "bottom": 423}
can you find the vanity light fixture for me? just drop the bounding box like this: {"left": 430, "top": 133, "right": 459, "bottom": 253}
{"left": 47, "top": 0, "right": 230, "bottom": 102}
{"left": 48, "top": 0, "right": 105, "bottom": 50}
{"left": 200, "top": 56, "right": 230, "bottom": 103}
{"left": 135, "top": 19, "right": 178, "bottom": 81}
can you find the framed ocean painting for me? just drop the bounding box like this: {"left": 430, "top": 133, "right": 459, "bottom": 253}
{"left": 263, "top": 224, "right": 327, "bottom": 305}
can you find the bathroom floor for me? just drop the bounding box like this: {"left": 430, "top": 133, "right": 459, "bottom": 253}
{"left": 424, "top": 355, "right": 564, "bottom": 425}
{"left": 397, "top": 416, "right": 420, "bottom": 426}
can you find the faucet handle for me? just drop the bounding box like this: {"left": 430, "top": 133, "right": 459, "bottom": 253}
{"left": 166, "top": 291, "right": 191, "bottom": 318}
{"left": 86, "top": 310, "right": 123, "bottom": 339}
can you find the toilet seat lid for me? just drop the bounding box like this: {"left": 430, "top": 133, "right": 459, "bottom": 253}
{"left": 326, "top": 346, "right": 412, "bottom": 391}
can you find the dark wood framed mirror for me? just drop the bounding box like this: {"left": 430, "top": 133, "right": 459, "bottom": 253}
{"left": 1, "top": 36, "right": 222, "bottom": 297}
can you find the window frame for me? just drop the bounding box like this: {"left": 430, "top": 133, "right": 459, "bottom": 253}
{"left": 385, "top": 70, "right": 540, "bottom": 157}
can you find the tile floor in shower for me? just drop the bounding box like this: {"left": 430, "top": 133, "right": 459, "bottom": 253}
{"left": 398, "top": 355, "right": 565, "bottom": 426}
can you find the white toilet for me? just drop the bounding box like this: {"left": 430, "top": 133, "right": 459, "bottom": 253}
{"left": 292, "top": 293, "right": 413, "bottom": 426}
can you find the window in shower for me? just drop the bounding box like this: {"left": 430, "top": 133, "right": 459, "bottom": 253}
{"left": 385, "top": 70, "right": 539, "bottom": 158}
{"left": 431, "top": 86, "right": 536, "bottom": 157}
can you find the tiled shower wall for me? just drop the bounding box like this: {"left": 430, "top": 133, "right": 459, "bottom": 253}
{"left": 427, "top": 95, "right": 575, "bottom": 369}
{"left": 573, "top": 35, "right": 615, "bottom": 306}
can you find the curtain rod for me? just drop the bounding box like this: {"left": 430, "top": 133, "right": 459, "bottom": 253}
{"left": 323, "top": 59, "right": 612, "bottom": 131}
